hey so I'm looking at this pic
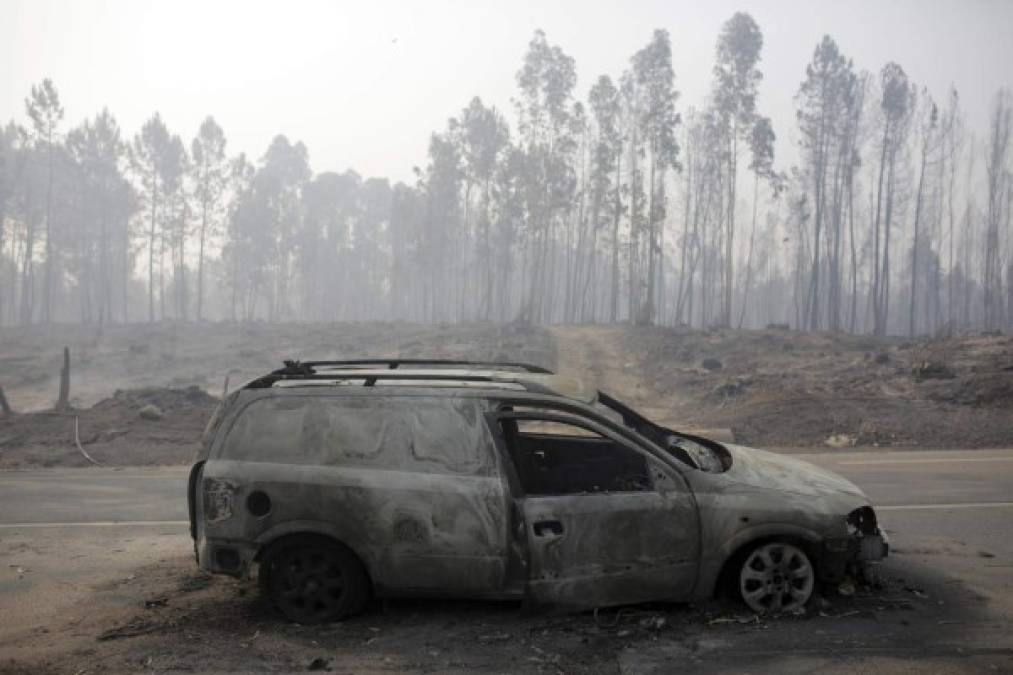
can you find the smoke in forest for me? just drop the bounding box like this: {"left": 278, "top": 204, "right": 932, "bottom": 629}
{"left": 2, "top": 10, "right": 1012, "bottom": 336}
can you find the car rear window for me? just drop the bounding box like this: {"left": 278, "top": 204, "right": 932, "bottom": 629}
{"left": 218, "top": 395, "right": 494, "bottom": 476}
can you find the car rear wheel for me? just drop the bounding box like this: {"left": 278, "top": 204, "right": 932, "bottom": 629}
{"left": 261, "top": 538, "right": 369, "bottom": 623}
{"left": 738, "top": 542, "right": 814, "bottom": 614}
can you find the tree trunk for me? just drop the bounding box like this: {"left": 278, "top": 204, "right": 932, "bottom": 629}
{"left": 610, "top": 146, "right": 622, "bottom": 323}
{"left": 737, "top": 173, "right": 760, "bottom": 329}
{"left": 909, "top": 136, "right": 930, "bottom": 336}
{"left": 43, "top": 129, "right": 54, "bottom": 324}
{"left": 148, "top": 171, "right": 157, "bottom": 323}
{"left": 197, "top": 195, "right": 208, "bottom": 321}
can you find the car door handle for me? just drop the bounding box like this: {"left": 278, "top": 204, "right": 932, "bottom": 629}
{"left": 533, "top": 519, "right": 564, "bottom": 538}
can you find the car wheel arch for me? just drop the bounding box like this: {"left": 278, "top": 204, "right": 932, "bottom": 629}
{"left": 703, "top": 524, "right": 823, "bottom": 599}
{"left": 254, "top": 523, "right": 375, "bottom": 587}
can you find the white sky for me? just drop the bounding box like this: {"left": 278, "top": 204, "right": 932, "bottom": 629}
{"left": 4, "top": 0, "right": 1012, "bottom": 183}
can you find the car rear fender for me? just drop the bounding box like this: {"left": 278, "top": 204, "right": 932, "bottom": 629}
{"left": 253, "top": 520, "right": 375, "bottom": 573}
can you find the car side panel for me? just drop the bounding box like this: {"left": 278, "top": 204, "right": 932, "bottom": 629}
{"left": 683, "top": 470, "right": 858, "bottom": 599}
{"left": 199, "top": 459, "right": 511, "bottom": 595}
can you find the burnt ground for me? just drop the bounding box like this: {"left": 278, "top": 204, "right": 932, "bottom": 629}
{"left": 0, "top": 322, "right": 554, "bottom": 468}
{"left": 3, "top": 322, "right": 1012, "bottom": 468}
{"left": 0, "top": 524, "right": 1006, "bottom": 675}
{"left": 551, "top": 325, "right": 1013, "bottom": 449}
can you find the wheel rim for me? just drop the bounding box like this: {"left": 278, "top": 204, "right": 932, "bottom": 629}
{"left": 270, "top": 547, "right": 346, "bottom": 622}
{"left": 739, "top": 543, "right": 814, "bottom": 613}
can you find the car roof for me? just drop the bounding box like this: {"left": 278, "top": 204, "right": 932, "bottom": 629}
{"left": 242, "top": 360, "right": 596, "bottom": 404}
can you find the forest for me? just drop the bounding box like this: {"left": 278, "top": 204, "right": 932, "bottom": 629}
{"left": 1, "top": 13, "right": 1011, "bottom": 335}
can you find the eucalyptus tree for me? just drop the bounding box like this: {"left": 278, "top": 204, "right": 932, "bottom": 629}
{"left": 908, "top": 91, "right": 942, "bottom": 335}
{"left": 356, "top": 177, "right": 393, "bottom": 317}
{"left": 940, "top": 88, "right": 964, "bottom": 324}
{"left": 586, "top": 75, "right": 622, "bottom": 322}
{"left": 712, "top": 12, "right": 764, "bottom": 326}
{"left": 490, "top": 146, "right": 527, "bottom": 320}
{"left": 222, "top": 152, "right": 255, "bottom": 320}
{"left": 25, "top": 79, "right": 64, "bottom": 323}
{"left": 65, "top": 109, "right": 134, "bottom": 323}
{"left": 514, "top": 29, "right": 578, "bottom": 322}
{"left": 871, "top": 63, "right": 915, "bottom": 335}
{"left": 190, "top": 116, "right": 228, "bottom": 321}
{"left": 737, "top": 115, "right": 778, "bottom": 328}
{"left": 631, "top": 29, "right": 680, "bottom": 324}
{"left": 130, "top": 113, "right": 170, "bottom": 322}
{"left": 419, "top": 130, "right": 461, "bottom": 321}
{"left": 795, "top": 36, "right": 857, "bottom": 330}
{"left": 256, "top": 135, "right": 310, "bottom": 320}
{"left": 299, "top": 170, "right": 358, "bottom": 320}
{"left": 983, "top": 88, "right": 1011, "bottom": 329}
{"left": 620, "top": 69, "right": 646, "bottom": 323}
{"left": 0, "top": 126, "right": 10, "bottom": 323}
{"left": 3, "top": 124, "right": 42, "bottom": 324}
{"left": 159, "top": 135, "right": 188, "bottom": 320}
{"left": 388, "top": 182, "right": 420, "bottom": 319}
{"left": 675, "top": 108, "right": 724, "bottom": 327}
{"left": 456, "top": 97, "right": 510, "bottom": 318}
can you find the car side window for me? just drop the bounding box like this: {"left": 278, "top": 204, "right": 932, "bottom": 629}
{"left": 497, "top": 415, "right": 652, "bottom": 496}
{"left": 219, "top": 395, "right": 494, "bottom": 476}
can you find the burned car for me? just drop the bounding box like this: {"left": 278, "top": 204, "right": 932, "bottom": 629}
{"left": 188, "top": 359, "right": 887, "bottom": 623}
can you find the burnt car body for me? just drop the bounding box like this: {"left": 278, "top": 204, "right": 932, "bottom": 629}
{"left": 188, "top": 359, "right": 887, "bottom": 623}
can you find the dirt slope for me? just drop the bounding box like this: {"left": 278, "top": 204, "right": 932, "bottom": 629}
{"left": 552, "top": 324, "right": 1013, "bottom": 449}
{"left": 0, "top": 322, "right": 554, "bottom": 468}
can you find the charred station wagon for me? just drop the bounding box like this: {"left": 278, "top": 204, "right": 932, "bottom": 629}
{"left": 188, "top": 359, "right": 888, "bottom": 623}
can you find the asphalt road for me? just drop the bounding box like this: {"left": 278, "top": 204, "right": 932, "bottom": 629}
{"left": 2, "top": 448, "right": 1012, "bottom": 526}
{"left": 1, "top": 448, "right": 1012, "bottom": 673}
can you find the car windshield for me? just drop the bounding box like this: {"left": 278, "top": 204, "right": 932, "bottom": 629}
{"left": 595, "top": 391, "right": 726, "bottom": 472}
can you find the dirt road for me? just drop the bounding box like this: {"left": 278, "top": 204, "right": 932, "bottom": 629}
{"left": 549, "top": 325, "right": 728, "bottom": 439}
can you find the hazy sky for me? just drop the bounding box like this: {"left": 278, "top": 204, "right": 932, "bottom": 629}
{"left": 4, "top": 0, "right": 1013, "bottom": 183}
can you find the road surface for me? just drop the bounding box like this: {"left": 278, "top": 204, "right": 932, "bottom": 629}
{"left": 1, "top": 448, "right": 1012, "bottom": 673}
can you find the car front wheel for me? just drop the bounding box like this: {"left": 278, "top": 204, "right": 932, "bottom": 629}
{"left": 738, "top": 541, "right": 815, "bottom": 614}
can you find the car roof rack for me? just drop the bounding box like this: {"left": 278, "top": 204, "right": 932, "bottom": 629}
{"left": 273, "top": 359, "right": 552, "bottom": 375}
{"left": 244, "top": 368, "right": 558, "bottom": 394}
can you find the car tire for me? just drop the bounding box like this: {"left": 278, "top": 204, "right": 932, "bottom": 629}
{"left": 260, "top": 537, "right": 369, "bottom": 623}
{"left": 738, "top": 541, "right": 815, "bottom": 614}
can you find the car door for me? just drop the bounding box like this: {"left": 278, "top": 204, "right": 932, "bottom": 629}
{"left": 489, "top": 410, "right": 700, "bottom": 609}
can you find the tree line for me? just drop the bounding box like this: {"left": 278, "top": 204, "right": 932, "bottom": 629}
{"left": 1, "top": 13, "right": 1011, "bottom": 334}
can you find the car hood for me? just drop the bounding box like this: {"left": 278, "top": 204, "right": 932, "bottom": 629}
{"left": 722, "top": 444, "right": 866, "bottom": 500}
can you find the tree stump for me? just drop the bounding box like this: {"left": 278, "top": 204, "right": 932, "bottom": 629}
{"left": 56, "top": 347, "right": 71, "bottom": 411}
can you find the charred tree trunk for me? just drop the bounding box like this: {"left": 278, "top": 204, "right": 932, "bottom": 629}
{"left": 56, "top": 346, "right": 70, "bottom": 411}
